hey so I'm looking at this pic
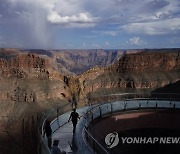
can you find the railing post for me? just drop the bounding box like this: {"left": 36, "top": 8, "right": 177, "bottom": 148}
{"left": 170, "top": 94, "right": 172, "bottom": 103}
{"left": 124, "top": 101, "right": 127, "bottom": 110}
{"left": 111, "top": 103, "right": 113, "bottom": 115}
{"left": 139, "top": 99, "right": 140, "bottom": 109}
{"left": 99, "top": 107, "right": 102, "bottom": 118}
{"left": 91, "top": 111, "right": 93, "bottom": 122}
{"left": 173, "top": 103, "right": 176, "bottom": 109}
{"left": 156, "top": 97, "right": 158, "bottom": 106}
{"left": 156, "top": 102, "right": 157, "bottom": 109}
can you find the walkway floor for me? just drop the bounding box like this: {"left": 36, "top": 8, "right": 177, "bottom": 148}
{"left": 51, "top": 106, "right": 92, "bottom": 154}
{"left": 50, "top": 100, "right": 180, "bottom": 154}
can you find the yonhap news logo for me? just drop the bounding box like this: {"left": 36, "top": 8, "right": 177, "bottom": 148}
{"left": 105, "top": 132, "right": 180, "bottom": 149}
{"left": 105, "top": 132, "right": 119, "bottom": 148}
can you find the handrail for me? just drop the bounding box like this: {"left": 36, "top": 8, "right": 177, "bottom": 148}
{"left": 85, "top": 97, "right": 180, "bottom": 117}
{"left": 41, "top": 101, "right": 73, "bottom": 135}
{"left": 87, "top": 92, "right": 180, "bottom": 99}
{"left": 39, "top": 101, "right": 73, "bottom": 154}
{"left": 84, "top": 126, "right": 110, "bottom": 154}
{"left": 84, "top": 93, "right": 180, "bottom": 154}
{"left": 40, "top": 92, "right": 180, "bottom": 154}
{"left": 52, "top": 121, "right": 69, "bottom": 133}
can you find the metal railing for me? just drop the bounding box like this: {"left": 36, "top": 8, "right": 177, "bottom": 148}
{"left": 84, "top": 126, "right": 109, "bottom": 154}
{"left": 39, "top": 93, "right": 180, "bottom": 154}
{"left": 84, "top": 93, "right": 180, "bottom": 154}
{"left": 39, "top": 101, "right": 74, "bottom": 154}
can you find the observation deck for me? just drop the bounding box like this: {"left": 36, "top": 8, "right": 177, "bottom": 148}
{"left": 40, "top": 93, "right": 180, "bottom": 154}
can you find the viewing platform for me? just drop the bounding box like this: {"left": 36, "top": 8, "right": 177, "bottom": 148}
{"left": 40, "top": 93, "right": 180, "bottom": 154}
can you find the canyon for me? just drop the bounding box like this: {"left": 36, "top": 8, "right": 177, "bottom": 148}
{"left": 0, "top": 48, "right": 180, "bottom": 154}
{"left": 76, "top": 50, "right": 180, "bottom": 100}
{"left": 0, "top": 48, "right": 180, "bottom": 122}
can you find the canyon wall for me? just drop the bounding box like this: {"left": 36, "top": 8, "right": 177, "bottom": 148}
{"left": 25, "top": 49, "right": 126, "bottom": 74}
{"left": 0, "top": 48, "right": 180, "bottom": 125}
{"left": 0, "top": 49, "right": 73, "bottom": 129}
{"left": 77, "top": 51, "right": 180, "bottom": 99}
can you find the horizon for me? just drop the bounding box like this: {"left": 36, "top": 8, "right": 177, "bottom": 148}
{"left": 1, "top": 47, "right": 180, "bottom": 51}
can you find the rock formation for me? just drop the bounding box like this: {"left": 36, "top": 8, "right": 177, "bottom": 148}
{"left": 24, "top": 49, "right": 126, "bottom": 74}
{"left": 77, "top": 51, "right": 180, "bottom": 99}
{"left": 0, "top": 48, "right": 180, "bottom": 154}
{"left": 0, "top": 49, "right": 73, "bottom": 129}
{"left": 0, "top": 48, "right": 180, "bottom": 126}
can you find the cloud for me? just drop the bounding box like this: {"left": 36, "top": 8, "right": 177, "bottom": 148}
{"left": 154, "top": 10, "right": 172, "bottom": 19}
{"left": 121, "top": 18, "right": 180, "bottom": 35}
{"left": 7, "top": 0, "right": 99, "bottom": 28}
{"left": 91, "top": 0, "right": 180, "bottom": 36}
{"left": 84, "top": 35, "right": 97, "bottom": 38}
{"left": 127, "top": 37, "right": 147, "bottom": 46}
{"left": 92, "top": 30, "right": 120, "bottom": 36}
{"left": 105, "top": 42, "right": 110, "bottom": 46}
{"left": 0, "top": 0, "right": 53, "bottom": 49}
{"left": 47, "top": 11, "right": 97, "bottom": 27}
{"left": 5, "top": 0, "right": 180, "bottom": 30}
{"left": 102, "top": 31, "right": 119, "bottom": 36}
{"left": 0, "top": 0, "right": 179, "bottom": 48}
{"left": 139, "top": 0, "right": 170, "bottom": 13}
{"left": 92, "top": 43, "right": 101, "bottom": 48}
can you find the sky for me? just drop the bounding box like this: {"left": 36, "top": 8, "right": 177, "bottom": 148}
{"left": 0, "top": 0, "right": 180, "bottom": 49}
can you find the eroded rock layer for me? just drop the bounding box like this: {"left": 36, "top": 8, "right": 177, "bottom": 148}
{"left": 0, "top": 48, "right": 180, "bottom": 127}
{"left": 77, "top": 51, "right": 180, "bottom": 99}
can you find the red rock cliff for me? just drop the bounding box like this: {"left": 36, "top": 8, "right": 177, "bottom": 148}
{"left": 77, "top": 51, "right": 180, "bottom": 99}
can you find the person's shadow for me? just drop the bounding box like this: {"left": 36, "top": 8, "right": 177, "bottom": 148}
{"left": 68, "top": 135, "right": 78, "bottom": 153}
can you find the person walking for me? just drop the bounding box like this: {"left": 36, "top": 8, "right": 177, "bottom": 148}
{"left": 68, "top": 108, "right": 80, "bottom": 134}
{"left": 44, "top": 120, "right": 52, "bottom": 149}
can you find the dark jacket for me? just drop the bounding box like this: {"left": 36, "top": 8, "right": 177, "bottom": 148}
{"left": 45, "top": 122, "right": 52, "bottom": 137}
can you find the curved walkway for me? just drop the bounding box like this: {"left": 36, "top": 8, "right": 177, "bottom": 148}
{"left": 50, "top": 99, "right": 180, "bottom": 154}
{"left": 51, "top": 106, "right": 91, "bottom": 154}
